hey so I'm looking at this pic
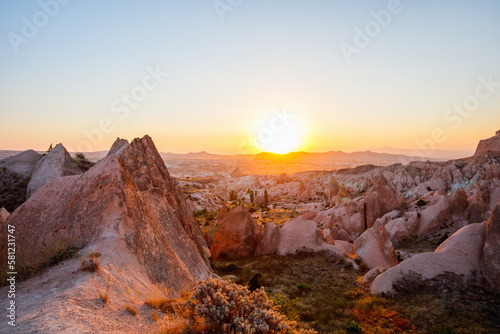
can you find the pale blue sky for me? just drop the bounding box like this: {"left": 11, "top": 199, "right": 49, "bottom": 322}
{"left": 1, "top": 0, "right": 499, "bottom": 155}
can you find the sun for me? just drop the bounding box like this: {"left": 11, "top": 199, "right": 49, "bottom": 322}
{"left": 251, "top": 110, "right": 305, "bottom": 154}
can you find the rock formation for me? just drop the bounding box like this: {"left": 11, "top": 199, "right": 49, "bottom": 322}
{"left": 371, "top": 222, "right": 486, "bottom": 295}
{"left": 0, "top": 149, "right": 41, "bottom": 177}
{"left": 364, "top": 175, "right": 404, "bottom": 228}
{"left": 210, "top": 205, "right": 262, "bottom": 259}
{"left": 353, "top": 220, "right": 398, "bottom": 269}
{"left": 480, "top": 202, "right": 500, "bottom": 291}
{"left": 474, "top": 130, "right": 500, "bottom": 155}
{"left": 106, "top": 137, "right": 129, "bottom": 156}
{"left": 1, "top": 135, "right": 211, "bottom": 294}
{"left": 26, "top": 144, "right": 82, "bottom": 198}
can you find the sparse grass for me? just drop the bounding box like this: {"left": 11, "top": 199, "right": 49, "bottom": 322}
{"left": 125, "top": 305, "right": 138, "bottom": 316}
{"left": 95, "top": 273, "right": 112, "bottom": 305}
{"left": 211, "top": 251, "right": 500, "bottom": 333}
{"left": 79, "top": 247, "right": 106, "bottom": 272}
{"left": 4, "top": 241, "right": 81, "bottom": 285}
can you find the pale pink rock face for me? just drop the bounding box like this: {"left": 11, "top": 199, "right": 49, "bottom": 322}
{"left": 417, "top": 189, "right": 451, "bottom": 235}
{"left": 474, "top": 130, "right": 500, "bottom": 156}
{"left": 210, "top": 205, "right": 262, "bottom": 259}
{"left": 0, "top": 136, "right": 212, "bottom": 294}
{"left": 371, "top": 222, "right": 486, "bottom": 295}
{"left": 26, "top": 143, "right": 82, "bottom": 198}
{"left": 353, "top": 220, "right": 398, "bottom": 270}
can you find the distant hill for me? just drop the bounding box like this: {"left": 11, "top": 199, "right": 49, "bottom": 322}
{"left": 1, "top": 149, "right": 448, "bottom": 166}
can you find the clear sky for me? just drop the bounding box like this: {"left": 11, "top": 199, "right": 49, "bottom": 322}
{"left": 1, "top": 0, "right": 499, "bottom": 156}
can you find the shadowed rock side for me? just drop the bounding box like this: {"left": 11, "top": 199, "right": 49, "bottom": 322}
{"left": 26, "top": 143, "right": 82, "bottom": 198}
{"left": 364, "top": 175, "right": 404, "bottom": 228}
{"left": 210, "top": 205, "right": 262, "bottom": 259}
{"left": 0, "top": 149, "right": 41, "bottom": 177}
{"left": 0, "top": 135, "right": 211, "bottom": 294}
{"left": 481, "top": 202, "right": 500, "bottom": 290}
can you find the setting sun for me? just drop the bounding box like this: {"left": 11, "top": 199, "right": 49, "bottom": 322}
{"left": 250, "top": 109, "right": 306, "bottom": 154}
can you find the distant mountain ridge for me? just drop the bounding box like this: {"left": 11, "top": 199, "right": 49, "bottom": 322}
{"left": 1, "top": 149, "right": 454, "bottom": 164}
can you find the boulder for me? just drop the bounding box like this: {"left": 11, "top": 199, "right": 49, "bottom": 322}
{"left": 450, "top": 188, "right": 468, "bottom": 216}
{"left": 363, "top": 266, "right": 386, "bottom": 284}
{"left": 385, "top": 211, "right": 419, "bottom": 247}
{"left": 325, "top": 197, "right": 366, "bottom": 241}
{"left": 480, "top": 202, "right": 500, "bottom": 291}
{"left": 277, "top": 219, "right": 342, "bottom": 256}
{"left": 465, "top": 187, "right": 489, "bottom": 224}
{"left": 210, "top": 205, "right": 262, "bottom": 259}
{"left": 334, "top": 240, "right": 353, "bottom": 254}
{"left": 26, "top": 144, "right": 82, "bottom": 198}
{"left": 215, "top": 205, "right": 230, "bottom": 225}
{"left": 371, "top": 222, "right": 486, "bottom": 295}
{"left": 0, "top": 135, "right": 211, "bottom": 294}
{"left": 326, "top": 177, "right": 340, "bottom": 200}
{"left": 106, "top": 137, "right": 129, "bottom": 156}
{"left": 334, "top": 185, "right": 351, "bottom": 206}
{"left": 255, "top": 223, "right": 280, "bottom": 256}
{"left": 417, "top": 190, "right": 451, "bottom": 234}
{"left": 353, "top": 220, "right": 398, "bottom": 270}
{"left": 364, "top": 175, "right": 404, "bottom": 228}
{"left": 474, "top": 130, "right": 500, "bottom": 155}
{"left": 483, "top": 163, "right": 500, "bottom": 180}
{"left": 0, "top": 149, "right": 41, "bottom": 177}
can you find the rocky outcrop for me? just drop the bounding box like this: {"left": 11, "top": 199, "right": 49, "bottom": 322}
{"left": 353, "top": 220, "right": 398, "bottom": 269}
{"left": 465, "top": 185, "right": 490, "bottom": 224}
{"left": 0, "top": 149, "right": 41, "bottom": 177}
{"left": 480, "top": 202, "right": 500, "bottom": 291}
{"left": 417, "top": 190, "right": 451, "bottom": 234}
{"left": 324, "top": 197, "right": 366, "bottom": 241}
{"left": 215, "top": 205, "right": 230, "bottom": 224}
{"left": 450, "top": 189, "right": 468, "bottom": 216}
{"left": 474, "top": 130, "right": 500, "bottom": 156}
{"left": 326, "top": 177, "right": 340, "bottom": 201}
{"left": 384, "top": 211, "right": 420, "bottom": 248}
{"left": 210, "top": 205, "right": 262, "bottom": 259}
{"left": 371, "top": 222, "right": 486, "bottom": 295}
{"left": 26, "top": 144, "right": 82, "bottom": 198}
{"left": 364, "top": 175, "right": 404, "bottom": 228}
{"left": 255, "top": 219, "right": 344, "bottom": 257}
{"left": 106, "top": 137, "right": 129, "bottom": 156}
{"left": 0, "top": 135, "right": 211, "bottom": 294}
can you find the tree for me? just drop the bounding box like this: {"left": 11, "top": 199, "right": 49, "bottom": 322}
{"left": 264, "top": 189, "right": 269, "bottom": 207}
{"left": 47, "top": 143, "right": 53, "bottom": 152}
{"left": 249, "top": 189, "right": 255, "bottom": 204}
{"left": 229, "top": 190, "right": 237, "bottom": 201}
{"left": 75, "top": 152, "right": 86, "bottom": 160}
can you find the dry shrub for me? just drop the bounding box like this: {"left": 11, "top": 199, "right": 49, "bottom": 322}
{"left": 155, "top": 278, "right": 315, "bottom": 334}
{"left": 125, "top": 305, "right": 138, "bottom": 316}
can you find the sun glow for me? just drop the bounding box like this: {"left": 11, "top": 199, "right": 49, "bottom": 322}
{"left": 251, "top": 109, "right": 306, "bottom": 155}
